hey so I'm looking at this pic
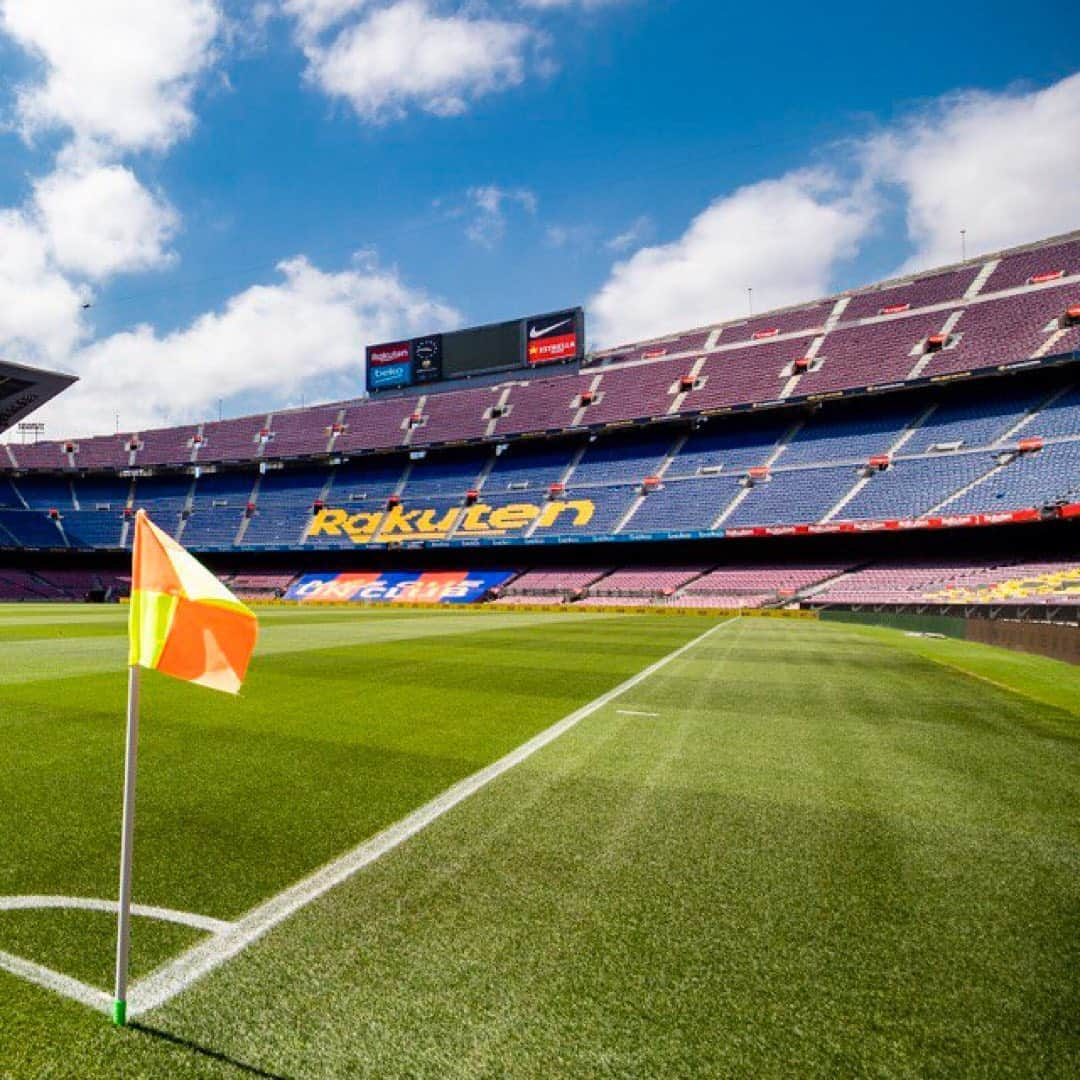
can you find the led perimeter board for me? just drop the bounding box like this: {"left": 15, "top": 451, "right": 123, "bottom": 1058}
{"left": 366, "top": 307, "right": 584, "bottom": 393}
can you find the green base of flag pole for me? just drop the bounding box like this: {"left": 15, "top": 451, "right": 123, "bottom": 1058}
{"left": 113, "top": 999, "right": 127, "bottom": 1027}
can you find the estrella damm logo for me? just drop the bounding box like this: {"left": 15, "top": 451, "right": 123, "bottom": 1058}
{"left": 306, "top": 499, "right": 595, "bottom": 544}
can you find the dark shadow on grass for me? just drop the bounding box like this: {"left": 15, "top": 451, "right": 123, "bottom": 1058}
{"left": 130, "top": 1023, "right": 290, "bottom": 1079}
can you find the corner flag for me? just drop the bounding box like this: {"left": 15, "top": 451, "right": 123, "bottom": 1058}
{"left": 113, "top": 510, "right": 258, "bottom": 1026}
{"left": 128, "top": 509, "right": 258, "bottom": 693}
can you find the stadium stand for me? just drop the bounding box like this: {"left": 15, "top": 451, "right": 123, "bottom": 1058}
{"left": 492, "top": 567, "right": 609, "bottom": 604}
{"left": 808, "top": 558, "right": 1080, "bottom": 606}
{"left": 0, "top": 363, "right": 1076, "bottom": 550}
{"left": 1, "top": 360, "right": 1077, "bottom": 550}
{"left": 1, "top": 232, "right": 1077, "bottom": 615}
{"left": 5, "top": 233, "right": 1073, "bottom": 472}
{"left": 2, "top": 555, "right": 1076, "bottom": 609}
{"left": 0, "top": 567, "right": 130, "bottom": 600}
{"left": 196, "top": 417, "right": 266, "bottom": 462}
{"left": 244, "top": 468, "right": 325, "bottom": 547}
{"left": 224, "top": 572, "right": 297, "bottom": 600}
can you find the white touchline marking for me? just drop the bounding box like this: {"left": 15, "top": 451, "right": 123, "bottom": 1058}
{"left": 0, "top": 895, "right": 232, "bottom": 935}
{"left": 128, "top": 616, "right": 738, "bottom": 1017}
{"left": 0, "top": 949, "right": 112, "bottom": 1013}
{"left": 616, "top": 710, "right": 661, "bottom": 717}
{"left": 0, "top": 616, "right": 738, "bottom": 1016}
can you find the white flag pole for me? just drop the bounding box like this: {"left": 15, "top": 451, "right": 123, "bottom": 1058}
{"left": 113, "top": 662, "right": 141, "bottom": 1027}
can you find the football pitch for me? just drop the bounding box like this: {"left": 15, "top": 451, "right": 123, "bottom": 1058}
{"left": 0, "top": 605, "right": 1077, "bottom": 1078}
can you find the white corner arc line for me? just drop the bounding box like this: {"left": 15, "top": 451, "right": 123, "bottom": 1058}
{"left": 128, "top": 615, "right": 739, "bottom": 1017}
{"left": 0, "top": 949, "right": 112, "bottom": 1014}
{"left": 0, "top": 896, "right": 232, "bottom": 935}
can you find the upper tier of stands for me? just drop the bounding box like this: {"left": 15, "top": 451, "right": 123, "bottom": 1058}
{"left": 4, "top": 232, "right": 1079, "bottom": 472}
{"left": 0, "top": 363, "right": 1076, "bottom": 551}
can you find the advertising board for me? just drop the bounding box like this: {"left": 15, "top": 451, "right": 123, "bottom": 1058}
{"left": 285, "top": 570, "right": 513, "bottom": 604}
{"left": 366, "top": 341, "right": 412, "bottom": 391}
{"left": 526, "top": 310, "right": 580, "bottom": 365}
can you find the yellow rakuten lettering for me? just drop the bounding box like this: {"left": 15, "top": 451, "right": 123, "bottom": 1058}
{"left": 488, "top": 504, "right": 540, "bottom": 531}
{"left": 538, "top": 499, "right": 594, "bottom": 528}
{"left": 379, "top": 506, "right": 422, "bottom": 537}
{"left": 459, "top": 503, "right": 494, "bottom": 532}
{"left": 307, "top": 509, "right": 347, "bottom": 537}
{"left": 344, "top": 512, "right": 382, "bottom": 540}
{"left": 414, "top": 507, "right": 460, "bottom": 535}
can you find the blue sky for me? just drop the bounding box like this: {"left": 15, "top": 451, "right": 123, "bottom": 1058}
{"left": 0, "top": 0, "right": 1076, "bottom": 437}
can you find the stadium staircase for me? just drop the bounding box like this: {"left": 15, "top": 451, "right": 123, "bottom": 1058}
{"left": 713, "top": 419, "right": 804, "bottom": 528}
{"left": 617, "top": 433, "right": 687, "bottom": 533}
{"left": 964, "top": 259, "right": 999, "bottom": 297}
{"left": 233, "top": 474, "right": 261, "bottom": 546}
{"left": 791, "top": 564, "right": 872, "bottom": 603}
{"left": 821, "top": 405, "right": 937, "bottom": 522}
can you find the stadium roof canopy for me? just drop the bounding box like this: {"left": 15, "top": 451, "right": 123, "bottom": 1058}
{"left": 0, "top": 359, "right": 77, "bottom": 436}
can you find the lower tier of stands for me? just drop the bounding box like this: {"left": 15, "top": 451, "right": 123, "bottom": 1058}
{"left": 0, "top": 569, "right": 130, "bottom": 601}
{"left": 806, "top": 558, "right": 1080, "bottom": 606}
{"left": 3, "top": 558, "right": 1075, "bottom": 608}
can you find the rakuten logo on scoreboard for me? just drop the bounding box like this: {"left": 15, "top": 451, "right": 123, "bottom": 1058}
{"left": 526, "top": 311, "right": 580, "bottom": 365}
{"left": 366, "top": 341, "right": 412, "bottom": 390}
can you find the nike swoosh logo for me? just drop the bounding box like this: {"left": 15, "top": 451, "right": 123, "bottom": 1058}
{"left": 529, "top": 318, "right": 572, "bottom": 340}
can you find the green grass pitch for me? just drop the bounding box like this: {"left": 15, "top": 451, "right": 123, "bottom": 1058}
{"left": 0, "top": 604, "right": 1077, "bottom": 1078}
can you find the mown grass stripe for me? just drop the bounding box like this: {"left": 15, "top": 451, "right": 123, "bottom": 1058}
{"left": 128, "top": 616, "right": 739, "bottom": 1017}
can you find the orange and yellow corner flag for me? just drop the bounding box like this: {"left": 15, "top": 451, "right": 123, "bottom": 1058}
{"left": 128, "top": 509, "right": 258, "bottom": 694}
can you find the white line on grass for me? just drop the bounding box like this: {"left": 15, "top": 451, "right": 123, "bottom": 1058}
{"left": 616, "top": 709, "right": 661, "bottom": 717}
{"left": 0, "top": 896, "right": 232, "bottom": 934}
{"left": 0, "top": 949, "right": 112, "bottom": 1013}
{"left": 128, "top": 615, "right": 739, "bottom": 1017}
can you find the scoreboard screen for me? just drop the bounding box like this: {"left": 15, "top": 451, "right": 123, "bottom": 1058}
{"left": 366, "top": 307, "right": 583, "bottom": 393}
{"left": 442, "top": 318, "right": 522, "bottom": 379}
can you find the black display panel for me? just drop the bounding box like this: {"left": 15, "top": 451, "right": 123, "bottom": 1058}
{"left": 412, "top": 335, "right": 443, "bottom": 383}
{"left": 441, "top": 318, "right": 522, "bottom": 379}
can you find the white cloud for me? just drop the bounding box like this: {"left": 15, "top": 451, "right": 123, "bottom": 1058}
{"left": 864, "top": 73, "right": 1080, "bottom": 272}
{"left": 5, "top": 61, "right": 1078, "bottom": 444}
{"left": 590, "top": 171, "right": 872, "bottom": 345}
{"left": 0, "top": 153, "right": 178, "bottom": 376}
{"left": 545, "top": 222, "right": 598, "bottom": 249}
{"left": 0, "top": 0, "right": 222, "bottom": 151}
{"left": 589, "top": 73, "right": 1080, "bottom": 345}
{"left": 606, "top": 215, "right": 652, "bottom": 252}
{"left": 520, "top": 0, "right": 627, "bottom": 8}
{"left": 465, "top": 184, "right": 537, "bottom": 247}
{"left": 33, "top": 161, "right": 179, "bottom": 279}
{"left": 0, "top": 210, "right": 87, "bottom": 367}
{"left": 34, "top": 253, "right": 460, "bottom": 437}
{"left": 291, "top": 0, "right": 535, "bottom": 122}
{"left": 281, "top": 0, "right": 367, "bottom": 38}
